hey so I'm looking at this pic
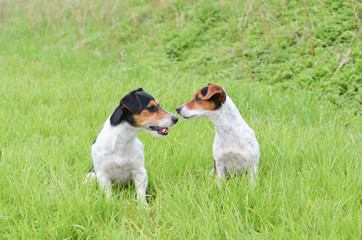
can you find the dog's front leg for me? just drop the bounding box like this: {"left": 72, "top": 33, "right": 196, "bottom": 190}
{"left": 247, "top": 164, "right": 257, "bottom": 182}
{"left": 215, "top": 164, "right": 226, "bottom": 187}
{"left": 97, "top": 175, "right": 112, "bottom": 198}
{"left": 133, "top": 168, "right": 148, "bottom": 206}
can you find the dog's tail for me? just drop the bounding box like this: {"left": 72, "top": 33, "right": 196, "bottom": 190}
{"left": 85, "top": 165, "right": 96, "bottom": 183}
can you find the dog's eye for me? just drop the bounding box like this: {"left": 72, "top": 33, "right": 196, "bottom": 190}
{"left": 147, "top": 105, "right": 158, "bottom": 112}
{"left": 195, "top": 96, "right": 201, "bottom": 101}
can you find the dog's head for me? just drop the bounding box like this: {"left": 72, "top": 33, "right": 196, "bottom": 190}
{"left": 176, "top": 83, "right": 226, "bottom": 120}
{"left": 111, "top": 88, "right": 178, "bottom": 137}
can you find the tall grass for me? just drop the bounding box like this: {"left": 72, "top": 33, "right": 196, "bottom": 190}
{"left": 0, "top": 0, "right": 361, "bottom": 239}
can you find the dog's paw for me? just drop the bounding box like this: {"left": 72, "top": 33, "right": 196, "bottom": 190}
{"left": 85, "top": 172, "right": 96, "bottom": 184}
{"left": 209, "top": 168, "right": 215, "bottom": 176}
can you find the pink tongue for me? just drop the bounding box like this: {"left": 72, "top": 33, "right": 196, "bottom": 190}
{"left": 157, "top": 127, "right": 169, "bottom": 134}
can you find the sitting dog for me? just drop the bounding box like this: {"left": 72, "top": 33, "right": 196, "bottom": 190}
{"left": 176, "top": 83, "right": 259, "bottom": 183}
{"left": 87, "top": 88, "right": 178, "bottom": 205}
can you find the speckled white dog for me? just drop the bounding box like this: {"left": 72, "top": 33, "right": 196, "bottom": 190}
{"left": 176, "top": 83, "right": 260, "bottom": 183}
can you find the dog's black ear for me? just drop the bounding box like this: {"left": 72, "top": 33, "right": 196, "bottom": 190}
{"left": 120, "top": 89, "right": 143, "bottom": 114}
{"left": 135, "top": 87, "right": 144, "bottom": 92}
{"left": 110, "top": 105, "right": 124, "bottom": 126}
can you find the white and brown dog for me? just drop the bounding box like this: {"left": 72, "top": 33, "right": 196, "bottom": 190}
{"left": 176, "top": 83, "right": 259, "bottom": 183}
{"left": 87, "top": 88, "right": 178, "bottom": 205}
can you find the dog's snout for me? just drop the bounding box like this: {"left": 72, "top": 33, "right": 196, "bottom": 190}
{"left": 172, "top": 115, "right": 178, "bottom": 124}
{"left": 176, "top": 106, "right": 181, "bottom": 114}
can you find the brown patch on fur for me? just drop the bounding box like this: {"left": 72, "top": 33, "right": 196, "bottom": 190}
{"left": 193, "top": 90, "right": 202, "bottom": 98}
{"left": 133, "top": 106, "right": 168, "bottom": 128}
{"left": 204, "top": 83, "right": 226, "bottom": 103}
{"left": 185, "top": 98, "right": 216, "bottom": 111}
{"left": 184, "top": 85, "right": 226, "bottom": 111}
{"left": 147, "top": 100, "right": 157, "bottom": 107}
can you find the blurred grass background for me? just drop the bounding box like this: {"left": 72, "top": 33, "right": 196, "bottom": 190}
{"left": 1, "top": 0, "right": 360, "bottom": 109}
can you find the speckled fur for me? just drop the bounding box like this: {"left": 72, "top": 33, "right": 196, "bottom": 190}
{"left": 177, "top": 85, "right": 260, "bottom": 183}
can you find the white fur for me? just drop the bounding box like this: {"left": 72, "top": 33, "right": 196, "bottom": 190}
{"left": 88, "top": 111, "right": 176, "bottom": 205}
{"left": 178, "top": 94, "right": 260, "bottom": 183}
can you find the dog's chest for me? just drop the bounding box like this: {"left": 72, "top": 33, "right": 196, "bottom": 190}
{"left": 107, "top": 151, "right": 143, "bottom": 179}
{"left": 92, "top": 139, "right": 145, "bottom": 183}
{"left": 213, "top": 132, "right": 259, "bottom": 172}
{"left": 214, "top": 147, "right": 251, "bottom": 171}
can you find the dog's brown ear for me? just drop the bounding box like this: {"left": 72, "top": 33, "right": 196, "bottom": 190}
{"left": 203, "top": 83, "right": 226, "bottom": 103}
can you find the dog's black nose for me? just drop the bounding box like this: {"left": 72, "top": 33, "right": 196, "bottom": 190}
{"left": 176, "top": 106, "right": 181, "bottom": 113}
{"left": 172, "top": 115, "right": 178, "bottom": 124}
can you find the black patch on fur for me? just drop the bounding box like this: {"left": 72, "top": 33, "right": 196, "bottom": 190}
{"left": 109, "top": 105, "right": 136, "bottom": 126}
{"left": 200, "top": 85, "right": 224, "bottom": 110}
{"left": 209, "top": 96, "right": 223, "bottom": 110}
{"left": 120, "top": 88, "right": 155, "bottom": 114}
{"left": 109, "top": 88, "right": 155, "bottom": 127}
{"left": 110, "top": 105, "right": 124, "bottom": 126}
{"left": 200, "top": 86, "right": 209, "bottom": 97}
{"left": 122, "top": 107, "right": 136, "bottom": 126}
{"left": 88, "top": 165, "right": 94, "bottom": 173}
{"left": 133, "top": 90, "right": 155, "bottom": 111}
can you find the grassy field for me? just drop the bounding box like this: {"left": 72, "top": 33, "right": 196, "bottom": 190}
{"left": 0, "top": 0, "right": 361, "bottom": 239}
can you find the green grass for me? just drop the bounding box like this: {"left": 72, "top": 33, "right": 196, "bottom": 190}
{"left": 0, "top": 0, "right": 361, "bottom": 239}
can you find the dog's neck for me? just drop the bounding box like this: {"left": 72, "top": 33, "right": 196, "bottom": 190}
{"left": 102, "top": 118, "right": 141, "bottom": 151}
{"left": 207, "top": 96, "right": 249, "bottom": 136}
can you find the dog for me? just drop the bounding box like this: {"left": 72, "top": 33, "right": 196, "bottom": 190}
{"left": 176, "top": 83, "right": 259, "bottom": 183}
{"left": 87, "top": 88, "right": 178, "bottom": 205}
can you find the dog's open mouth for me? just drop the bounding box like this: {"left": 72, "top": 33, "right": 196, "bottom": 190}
{"left": 149, "top": 126, "right": 169, "bottom": 135}
{"left": 183, "top": 115, "right": 196, "bottom": 119}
